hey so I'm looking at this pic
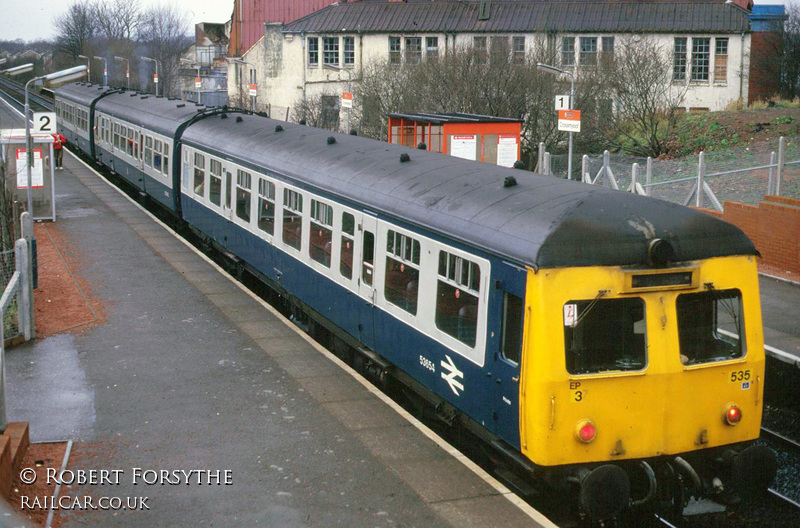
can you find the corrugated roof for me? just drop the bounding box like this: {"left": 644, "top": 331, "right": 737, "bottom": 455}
{"left": 284, "top": 1, "right": 750, "bottom": 34}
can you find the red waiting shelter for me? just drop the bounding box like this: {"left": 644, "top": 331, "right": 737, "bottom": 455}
{"left": 387, "top": 113, "right": 522, "bottom": 167}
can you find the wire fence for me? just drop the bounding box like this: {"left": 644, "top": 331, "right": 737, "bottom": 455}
{"left": 0, "top": 248, "right": 19, "bottom": 340}
{"left": 544, "top": 137, "right": 800, "bottom": 208}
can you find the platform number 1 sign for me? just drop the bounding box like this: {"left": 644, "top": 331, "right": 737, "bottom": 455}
{"left": 33, "top": 112, "right": 57, "bottom": 134}
{"left": 555, "top": 96, "right": 570, "bottom": 111}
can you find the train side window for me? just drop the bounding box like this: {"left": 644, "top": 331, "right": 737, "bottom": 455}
{"left": 162, "top": 144, "right": 169, "bottom": 176}
{"left": 362, "top": 230, "right": 375, "bottom": 286}
{"left": 154, "top": 139, "right": 162, "bottom": 172}
{"left": 435, "top": 251, "right": 480, "bottom": 346}
{"left": 236, "top": 170, "right": 252, "bottom": 223}
{"left": 676, "top": 288, "right": 745, "bottom": 366}
{"left": 209, "top": 159, "right": 222, "bottom": 206}
{"left": 282, "top": 188, "right": 303, "bottom": 251}
{"left": 144, "top": 136, "right": 153, "bottom": 168}
{"left": 193, "top": 153, "right": 205, "bottom": 197}
{"left": 309, "top": 199, "right": 333, "bottom": 267}
{"left": 225, "top": 171, "right": 232, "bottom": 209}
{"left": 385, "top": 230, "right": 420, "bottom": 315}
{"left": 257, "top": 179, "right": 275, "bottom": 234}
{"left": 501, "top": 293, "right": 524, "bottom": 363}
{"left": 564, "top": 297, "right": 646, "bottom": 375}
{"left": 340, "top": 212, "right": 354, "bottom": 279}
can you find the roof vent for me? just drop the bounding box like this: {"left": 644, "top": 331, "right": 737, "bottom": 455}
{"left": 299, "top": 119, "right": 307, "bottom": 125}
{"left": 400, "top": 153, "right": 410, "bottom": 163}
{"left": 236, "top": 116, "right": 243, "bottom": 123}
{"left": 176, "top": 103, "right": 185, "bottom": 108}
{"left": 503, "top": 176, "right": 517, "bottom": 187}
{"left": 327, "top": 136, "right": 336, "bottom": 145}
{"left": 513, "top": 160, "right": 525, "bottom": 169}
{"left": 275, "top": 125, "right": 284, "bottom": 132}
{"left": 417, "top": 142, "right": 427, "bottom": 150}
{"left": 140, "top": 96, "right": 149, "bottom": 99}
{"left": 349, "top": 129, "right": 358, "bottom": 136}
{"left": 478, "top": 0, "right": 491, "bottom": 21}
{"left": 221, "top": 113, "right": 228, "bottom": 119}
{"left": 648, "top": 238, "right": 675, "bottom": 267}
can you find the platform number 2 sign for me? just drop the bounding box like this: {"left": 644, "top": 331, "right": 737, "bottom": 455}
{"left": 33, "top": 112, "right": 57, "bottom": 134}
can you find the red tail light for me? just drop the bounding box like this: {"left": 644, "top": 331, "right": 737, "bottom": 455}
{"left": 575, "top": 419, "right": 597, "bottom": 443}
{"left": 724, "top": 404, "right": 742, "bottom": 425}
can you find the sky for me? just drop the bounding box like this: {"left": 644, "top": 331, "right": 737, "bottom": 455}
{"left": 0, "top": 0, "right": 234, "bottom": 43}
{"left": 0, "top": 0, "right": 791, "bottom": 44}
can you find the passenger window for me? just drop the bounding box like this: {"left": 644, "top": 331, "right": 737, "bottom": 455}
{"left": 193, "top": 153, "right": 205, "bottom": 197}
{"left": 162, "top": 144, "right": 169, "bottom": 175}
{"left": 309, "top": 200, "right": 333, "bottom": 267}
{"left": 236, "top": 170, "right": 251, "bottom": 223}
{"left": 340, "top": 212, "right": 354, "bottom": 279}
{"left": 282, "top": 188, "right": 303, "bottom": 250}
{"left": 501, "top": 292, "right": 524, "bottom": 363}
{"left": 385, "top": 230, "right": 420, "bottom": 315}
{"left": 209, "top": 159, "right": 222, "bottom": 206}
{"left": 564, "top": 297, "right": 646, "bottom": 374}
{"left": 257, "top": 179, "right": 275, "bottom": 234}
{"left": 144, "top": 136, "right": 153, "bottom": 167}
{"left": 154, "top": 139, "right": 162, "bottom": 172}
{"left": 677, "top": 288, "right": 745, "bottom": 365}
{"left": 435, "top": 251, "right": 480, "bottom": 346}
{"left": 362, "top": 230, "right": 374, "bottom": 286}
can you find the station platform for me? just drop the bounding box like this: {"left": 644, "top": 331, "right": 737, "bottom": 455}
{"left": 3, "top": 149, "right": 554, "bottom": 526}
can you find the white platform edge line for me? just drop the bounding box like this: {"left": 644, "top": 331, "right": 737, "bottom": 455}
{"left": 64, "top": 148, "right": 559, "bottom": 528}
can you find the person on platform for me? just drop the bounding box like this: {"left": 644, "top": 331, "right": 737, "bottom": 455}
{"left": 52, "top": 133, "right": 66, "bottom": 170}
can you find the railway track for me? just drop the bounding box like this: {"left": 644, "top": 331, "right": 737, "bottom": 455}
{"left": 0, "top": 75, "right": 54, "bottom": 113}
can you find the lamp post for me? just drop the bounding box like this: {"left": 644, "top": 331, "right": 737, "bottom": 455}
{"left": 77, "top": 54, "right": 90, "bottom": 82}
{"left": 141, "top": 56, "right": 160, "bottom": 96}
{"left": 323, "top": 64, "right": 353, "bottom": 134}
{"left": 24, "top": 65, "right": 88, "bottom": 215}
{"left": 537, "top": 62, "right": 575, "bottom": 180}
{"left": 93, "top": 55, "right": 107, "bottom": 86}
{"left": 230, "top": 59, "right": 256, "bottom": 112}
{"left": 114, "top": 56, "right": 130, "bottom": 89}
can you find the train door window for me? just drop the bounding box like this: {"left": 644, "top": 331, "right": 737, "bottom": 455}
{"left": 144, "top": 136, "right": 153, "bottom": 168}
{"left": 385, "top": 230, "right": 420, "bottom": 315}
{"left": 362, "top": 230, "right": 374, "bottom": 286}
{"left": 235, "top": 170, "right": 252, "bottom": 223}
{"left": 257, "top": 179, "right": 275, "bottom": 234}
{"left": 193, "top": 153, "right": 205, "bottom": 197}
{"left": 282, "top": 188, "right": 303, "bottom": 250}
{"left": 435, "top": 251, "right": 480, "bottom": 346}
{"left": 134, "top": 131, "right": 140, "bottom": 159}
{"left": 340, "top": 212, "right": 354, "bottom": 279}
{"left": 309, "top": 199, "right": 333, "bottom": 267}
{"left": 162, "top": 143, "right": 169, "bottom": 176}
{"left": 676, "top": 288, "right": 745, "bottom": 365}
{"left": 563, "top": 297, "right": 646, "bottom": 374}
{"left": 153, "top": 139, "right": 163, "bottom": 172}
{"left": 501, "top": 293, "right": 524, "bottom": 364}
{"left": 126, "top": 128, "right": 134, "bottom": 157}
{"left": 209, "top": 159, "right": 222, "bottom": 206}
{"left": 225, "top": 171, "right": 232, "bottom": 209}
{"left": 113, "top": 123, "right": 120, "bottom": 150}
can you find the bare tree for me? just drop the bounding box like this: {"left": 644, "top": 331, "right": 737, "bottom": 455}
{"left": 94, "top": 0, "right": 142, "bottom": 42}
{"left": 603, "top": 36, "right": 688, "bottom": 157}
{"left": 139, "top": 4, "right": 191, "bottom": 97}
{"left": 780, "top": 2, "right": 800, "bottom": 99}
{"left": 54, "top": 0, "right": 98, "bottom": 62}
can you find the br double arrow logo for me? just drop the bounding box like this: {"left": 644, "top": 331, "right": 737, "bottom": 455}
{"left": 440, "top": 355, "right": 464, "bottom": 396}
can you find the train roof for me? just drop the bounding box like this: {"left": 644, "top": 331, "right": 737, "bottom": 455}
{"left": 94, "top": 91, "right": 209, "bottom": 138}
{"left": 55, "top": 82, "right": 114, "bottom": 107}
{"left": 183, "top": 114, "right": 757, "bottom": 269}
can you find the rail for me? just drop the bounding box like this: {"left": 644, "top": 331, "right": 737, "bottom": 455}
{"left": 0, "top": 75, "right": 54, "bottom": 112}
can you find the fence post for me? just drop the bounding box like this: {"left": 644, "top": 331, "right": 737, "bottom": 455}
{"left": 776, "top": 136, "right": 785, "bottom": 196}
{"left": 631, "top": 163, "right": 639, "bottom": 193}
{"left": 16, "top": 239, "right": 30, "bottom": 342}
{"left": 537, "top": 142, "right": 545, "bottom": 173}
{"left": 582, "top": 155, "right": 590, "bottom": 183}
{"left": 543, "top": 152, "right": 552, "bottom": 176}
{"left": 20, "top": 212, "right": 34, "bottom": 337}
{"left": 646, "top": 157, "right": 653, "bottom": 196}
{"left": 768, "top": 151, "right": 777, "bottom": 196}
{"left": 696, "top": 151, "right": 705, "bottom": 208}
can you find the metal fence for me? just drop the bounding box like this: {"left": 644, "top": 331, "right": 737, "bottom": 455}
{"left": 539, "top": 137, "right": 800, "bottom": 210}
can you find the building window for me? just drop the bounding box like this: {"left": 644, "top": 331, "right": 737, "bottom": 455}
{"left": 435, "top": 252, "right": 481, "bottom": 347}
{"left": 512, "top": 36, "right": 525, "bottom": 64}
{"left": 340, "top": 212, "right": 355, "bottom": 279}
{"left": 282, "top": 188, "right": 303, "bottom": 250}
{"left": 389, "top": 37, "right": 401, "bottom": 65}
{"left": 343, "top": 36, "right": 355, "bottom": 66}
{"left": 473, "top": 36, "right": 487, "bottom": 64}
{"left": 490, "top": 36, "right": 509, "bottom": 62}
{"left": 308, "top": 37, "right": 319, "bottom": 66}
{"left": 673, "top": 37, "right": 687, "bottom": 82}
{"left": 236, "top": 169, "right": 251, "bottom": 223}
{"left": 561, "top": 37, "right": 575, "bottom": 67}
{"left": 309, "top": 199, "right": 333, "bottom": 267}
{"left": 257, "top": 179, "right": 275, "bottom": 235}
{"left": 426, "top": 37, "right": 439, "bottom": 61}
{"left": 322, "top": 37, "right": 339, "bottom": 66}
{"left": 579, "top": 37, "right": 597, "bottom": 66}
{"left": 691, "top": 37, "right": 710, "bottom": 83}
{"left": 601, "top": 36, "right": 614, "bottom": 64}
{"left": 714, "top": 38, "right": 728, "bottom": 84}
{"left": 405, "top": 37, "right": 421, "bottom": 65}
{"left": 385, "top": 230, "right": 420, "bottom": 315}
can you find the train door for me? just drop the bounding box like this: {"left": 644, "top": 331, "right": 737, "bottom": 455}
{"left": 221, "top": 166, "right": 234, "bottom": 222}
{"left": 491, "top": 262, "right": 527, "bottom": 446}
{"left": 357, "top": 213, "right": 377, "bottom": 345}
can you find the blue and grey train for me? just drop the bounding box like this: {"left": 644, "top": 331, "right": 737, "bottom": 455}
{"left": 55, "top": 83, "right": 777, "bottom": 522}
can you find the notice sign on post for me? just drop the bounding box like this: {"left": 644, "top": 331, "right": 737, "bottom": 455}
{"left": 558, "top": 110, "right": 581, "bottom": 133}
{"left": 341, "top": 91, "right": 353, "bottom": 109}
{"left": 451, "top": 135, "right": 477, "bottom": 161}
{"left": 497, "top": 135, "right": 518, "bottom": 168}
{"left": 16, "top": 148, "right": 44, "bottom": 189}
{"left": 195, "top": 77, "right": 202, "bottom": 89}
{"left": 248, "top": 84, "right": 257, "bottom": 97}
{"left": 33, "top": 112, "right": 57, "bottom": 134}
{"left": 153, "top": 73, "right": 159, "bottom": 84}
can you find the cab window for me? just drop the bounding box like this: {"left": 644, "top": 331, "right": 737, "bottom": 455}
{"left": 501, "top": 292, "right": 524, "bottom": 363}
{"left": 564, "top": 297, "right": 646, "bottom": 374}
{"left": 676, "top": 288, "right": 745, "bottom": 365}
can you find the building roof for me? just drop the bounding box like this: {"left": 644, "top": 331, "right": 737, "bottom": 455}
{"left": 284, "top": 1, "right": 751, "bottom": 34}
{"left": 387, "top": 112, "right": 522, "bottom": 124}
